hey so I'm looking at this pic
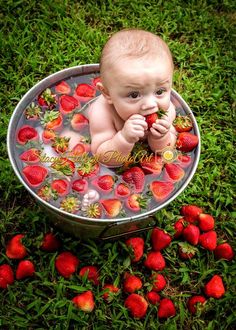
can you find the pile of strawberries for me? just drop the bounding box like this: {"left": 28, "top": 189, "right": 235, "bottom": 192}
{"left": 0, "top": 204, "right": 234, "bottom": 320}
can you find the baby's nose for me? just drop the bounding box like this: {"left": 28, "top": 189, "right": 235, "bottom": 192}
{"left": 141, "top": 95, "right": 157, "bottom": 111}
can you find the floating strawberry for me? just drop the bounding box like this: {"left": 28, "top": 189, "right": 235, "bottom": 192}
{"left": 145, "top": 109, "right": 165, "bottom": 130}
{"left": 70, "top": 143, "right": 86, "bottom": 157}
{"left": 214, "top": 243, "right": 234, "bottom": 261}
{"left": 19, "top": 148, "right": 41, "bottom": 164}
{"left": 122, "top": 166, "right": 145, "bottom": 193}
{"left": 146, "top": 291, "right": 161, "bottom": 305}
{"left": 16, "top": 260, "right": 35, "bottom": 280}
{"left": 72, "top": 178, "right": 88, "bottom": 194}
{"left": 59, "top": 95, "right": 79, "bottom": 115}
{"left": 126, "top": 194, "right": 149, "bottom": 212}
{"left": 0, "top": 264, "right": 14, "bottom": 288}
{"left": 22, "top": 165, "right": 48, "bottom": 187}
{"left": 51, "top": 179, "right": 70, "bottom": 197}
{"left": 178, "top": 242, "right": 198, "bottom": 260}
{"left": 199, "top": 231, "right": 217, "bottom": 251}
{"left": 38, "top": 88, "right": 56, "bottom": 108}
{"left": 79, "top": 266, "right": 99, "bottom": 285}
{"left": 55, "top": 251, "right": 79, "bottom": 278}
{"left": 79, "top": 135, "right": 91, "bottom": 152}
{"left": 71, "top": 113, "right": 89, "bottom": 131}
{"left": 177, "top": 154, "right": 192, "bottom": 168}
{"left": 151, "top": 273, "right": 166, "bottom": 292}
{"left": 77, "top": 157, "right": 100, "bottom": 179}
{"left": 52, "top": 136, "right": 70, "bottom": 154}
{"left": 124, "top": 293, "right": 148, "bottom": 319}
{"left": 149, "top": 181, "right": 174, "bottom": 201}
{"left": 176, "top": 132, "right": 199, "bottom": 152}
{"left": 83, "top": 203, "right": 102, "bottom": 218}
{"left": 204, "top": 275, "right": 225, "bottom": 299}
{"left": 151, "top": 227, "right": 172, "bottom": 251}
{"left": 17, "top": 125, "right": 39, "bottom": 145}
{"left": 102, "top": 284, "right": 119, "bottom": 302}
{"left": 42, "top": 129, "right": 56, "bottom": 144}
{"left": 41, "top": 111, "right": 63, "bottom": 131}
{"left": 92, "top": 174, "right": 116, "bottom": 193}
{"left": 144, "top": 251, "right": 166, "bottom": 271}
{"left": 100, "top": 199, "right": 122, "bottom": 218}
{"left": 180, "top": 205, "right": 203, "bottom": 223}
{"left": 6, "top": 234, "right": 27, "bottom": 259}
{"left": 198, "top": 214, "right": 215, "bottom": 232}
{"left": 115, "top": 183, "right": 130, "bottom": 198}
{"left": 37, "top": 184, "right": 57, "bottom": 201}
{"left": 173, "top": 115, "right": 193, "bottom": 132}
{"left": 182, "top": 224, "right": 200, "bottom": 246}
{"left": 164, "top": 163, "right": 185, "bottom": 182}
{"left": 51, "top": 158, "right": 75, "bottom": 176}
{"left": 55, "top": 81, "right": 71, "bottom": 94}
{"left": 123, "top": 273, "right": 142, "bottom": 293}
{"left": 125, "top": 237, "right": 144, "bottom": 263}
{"left": 72, "top": 290, "right": 95, "bottom": 312}
{"left": 173, "top": 218, "right": 185, "bottom": 238}
{"left": 40, "top": 232, "right": 61, "bottom": 252}
{"left": 91, "top": 76, "right": 101, "bottom": 89}
{"left": 60, "top": 196, "right": 80, "bottom": 214}
{"left": 187, "top": 295, "right": 206, "bottom": 314}
{"left": 24, "top": 102, "right": 41, "bottom": 120}
{"left": 158, "top": 298, "right": 176, "bottom": 319}
{"left": 74, "top": 83, "right": 96, "bottom": 102}
{"left": 140, "top": 155, "right": 163, "bottom": 175}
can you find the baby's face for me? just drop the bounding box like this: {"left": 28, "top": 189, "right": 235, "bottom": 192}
{"left": 104, "top": 56, "right": 173, "bottom": 121}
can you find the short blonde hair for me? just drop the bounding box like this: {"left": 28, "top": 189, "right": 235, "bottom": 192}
{"left": 100, "top": 29, "right": 173, "bottom": 85}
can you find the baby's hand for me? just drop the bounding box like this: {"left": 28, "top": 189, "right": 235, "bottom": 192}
{"left": 121, "top": 114, "right": 147, "bottom": 143}
{"left": 149, "top": 115, "right": 172, "bottom": 139}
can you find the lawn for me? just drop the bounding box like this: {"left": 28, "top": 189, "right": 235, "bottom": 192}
{"left": 0, "top": 0, "right": 235, "bottom": 329}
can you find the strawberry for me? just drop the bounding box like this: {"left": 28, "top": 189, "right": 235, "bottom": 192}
{"left": 40, "top": 232, "right": 61, "bottom": 252}
{"left": 180, "top": 205, "right": 203, "bottom": 223}
{"left": 60, "top": 196, "right": 80, "bottom": 214}
{"left": 51, "top": 158, "right": 75, "bottom": 176}
{"left": 173, "top": 115, "right": 193, "bottom": 132}
{"left": 199, "top": 231, "right": 217, "bottom": 251}
{"left": 182, "top": 224, "right": 200, "bottom": 246}
{"left": 102, "top": 284, "right": 119, "bottom": 302}
{"left": 164, "top": 163, "right": 185, "bottom": 182}
{"left": 74, "top": 83, "right": 96, "bottom": 102}
{"left": 124, "top": 293, "right": 148, "bottom": 319}
{"left": 126, "top": 194, "right": 149, "bottom": 212}
{"left": 19, "top": 148, "right": 41, "bottom": 164}
{"left": 71, "top": 113, "right": 89, "bottom": 131}
{"left": 17, "top": 125, "right": 39, "bottom": 145}
{"left": 204, "top": 275, "right": 225, "bottom": 299}
{"left": 151, "top": 227, "right": 172, "bottom": 251}
{"left": 41, "top": 111, "right": 63, "bottom": 131}
{"left": 145, "top": 110, "right": 165, "bottom": 130}
{"left": 123, "top": 273, "right": 142, "bottom": 293}
{"left": 77, "top": 157, "right": 100, "bottom": 179}
{"left": 72, "top": 290, "right": 95, "bottom": 312}
{"left": 24, "top": 102, "right": 41, "bottom": 120}
{"left": 140, "top": 155, "right": 163, "bottom": 175}
{"left": 158, "top": 298, "right": 176, "bottom": 319}
{"left": 38, "top": 88, "right": 56, "bottom": 108}
{"left": 173, "top": 218, "right": 185, "bottom": 238}
{"left": 122, "top": 166, "right": 145, "bottom": 193}
{"left": 37, "top": 184, "right": 56, "bottom": 202}
{"left": 149, "top": 181, "right": 174, "bottom": 201}
{"left": 176, "top": 132, "right": 199, "bottom": 152}
{"left": 146, "top": 291, "right": 161, "bottom": 305}
{"left": 115, "top": 183, "right": 130, "bottom": 198}
{"left": 79, "top": 266, "right": 99, "bottom": 285}
{"left": 178, "top": 242, "right": 197, "bottom": 260}
{"left": 92, "top": 174, "right": 116, "bottom": 193}
{"left": 70, "top": 143, "right": 86, "bottom": 157}
{"left": 55, "top": 81, "right": 71, "bottom": 94}
{"left": 100, "top": 199, "right": 122, "bottom": 218}
{"left": 59, "top": 95, "right": 79, "bottom": 115}
{"left": 55, "top": 251, "right": 79, "bottom": 278}
{"left": 151, "top": 273, "right": 166, "bottom": 292}
{"left": 79, "top": 136, "right": 91, "bottom": 153}
{"left": 52, "top": 136, "right": 70, "bottom": 154}
{"left": 198, "top": 214, "right": 215, "bottom": 231}
{"left": 83, "top": 203, "right": 102, "bottom": 218}
{"left": 91, "top": 76, "right": 101, "bottom": 88}
{"left": 51, "top": 179, "right": 70, "bottom": 197}
{"left": 0, "top": 264, "right": 14, "bottom": 288}
{"left": 42, "top": 129, "right": 56, "bottom": 144}
{"left": 177, "top": 154, "right": 192, "bottom": 168}
{"left": 144, "top": 251, "right": 166, "bottom": 271}
{"left": 16, "top": 260, "right": 35, "bottom": 280}
{"left": 6, "top": 234, "right": 27, "bottom": 259}
{"left": 125, "top": 237, "right": 144, "bottom": 263}
{"left": 22, "top": 165, "right": 48, "bottom": 187}
{"left": 214, "top": 243, "right": 234, "bottom": 261}
{"left": 72, "top": 178, "right": 88, "bottom": 194}
{"left": 187, "top": 295, "right": 206, "bottom": 314}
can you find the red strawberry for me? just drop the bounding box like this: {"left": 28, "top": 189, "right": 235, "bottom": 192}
{"left": 146, "top": 291, "right": 161, "bottom": 305}
{"left": 72, "top": 290, "right": 95, "bottom": 312}
{"left": 124, "top": 293, "right": 148, "bottom": 319}
{"left": 126, "top": 194, "right": 149, "bottom": 212}
{"left": 199, "top": 231, "right": 217, "bottom": 251}
{"left": 38, "top": 88, "right": 56, "bottom": 108}
{"left": 6, "top": 234, "right": 27, "bottom": 259}
{"left": 91, "top": 76, "right": 101, "bottom": 88}
{"left": 0, "top": 264, "right": 14, "bottom": 288}
{"left": 77, "top": 158, "right": 100, "bottom": 179}
{"left": 42, "top": 129, "right": 56, "bottom": 144}
{"left": 72, "top": 178, "right": 88, "bottom": 194}
{"left": 198, "top": 214, "right": 215, "bottom": 231}
{"left": 177, "top": 154, "right": 192, "bottom": 168}
{"left": 41, "top": 232, "right": 61, "bottom": 252}
{"left": 37, "top": 184, "right": 56, "bottom": 202}
{"left": 51, "top": 179, "right": 70, "bottom": 197}
{"left": 214, "top": 243, "right": 234, "bottom": 261}
{"left": 100, "top": 199, "right": 122, "bottom": 218}
{"left": 71, "top": 113, "right": 89, "bottom": 131}
{"left": 151, "top": 227, "right": 172, "bottom": 251}
{"left": 19, "top": 148, "right": 41, "bottom": 164}
{"left": 60, "top": 196, "right": 80, "bottom": 214}
{"left": 92, "top": 174, "right": 116, "bottom": 193}
{"left": 145, "top": 112, "right": 158, "bottom": 130}
{"left": 149, "top": 181, "right": 174, "bottom": 201}
{"left": 187, "top": 295, "right": 206, "bottom": 314}
{"left": 55, "top": 251, "right": 79, "bottom": 278}
{"left": 24, "top": 102, "right": 41, "bottom": 121}
{"left": 79, "top": 266, "right": 99, "bottom": 285}
{"left": 204, "top": 275, "right": 225, "bottom": 299}
{"left": 17, "top": 125, "right": 39, "bottom": 145}
{"left": 115, "top": 183, "right": 130, "bottom": 198}
{"left": 151, "top": 273, "right": 166, "bottom": 292}
{"left": 125, "top": 237, "right": 144, "bottom": 263}
{"left": 71, "top": 143, "right": 86, "bottom": 157}
{"left": 59, "top": 95, "right": 79, "bottom": 114}
{"left": 122, "top": 166, "right": 145, "bottom": 193}
{"left": 158, "top": 298, "right": 176, "bottom": 319}
{"left": 16, "top": 260, "right": 35, "bottom": 280}
{"left": 174, "top": 218, "right": 185, "bottom": 238}
{"left": 41, "top": 111, "right": 63, "bottom": 131}
{"left": 123, "top": 273, "right": 142, "bottom": 293}
{"left": 51, "top": 158, "right": 75, "bottom": 176}
{"left": 164, "top": 163, "right": 185, "bottom": 182}
{"left": 74, "top": 83, "right": 96, "bottom": 102}
{"left": 144, "top": 251, "right": 166, "bottom": 271}
{"left": 176, "top": 132, "right": 199, "bottom": 152}
{"left": 22, "top": 165, "right": 48, "bottom": 187}
{"left": 182, "top": 224, "right": 200, "bottom": 246}
{"left": 102, "top": 284, "right": 119, "bottom": 302}
{"left": 178, "top": 242, "right": 197, "bottom": 260}
{"left": 180, "top": 205, "right": 203, "bottom": 223}
{"left": 79, "top": 136, "right": 91, "bottom": 152}
{"left": 55, "top": 81, "right": 71, "bottom": 94}
{"left": 140, "top": 155, "right": 163, "bottom": 175}
{"left": 52, "top": 136, "right": 70, "bottom": 154}
{"left": 173, "top": 115, "right": 193, "bottom": 132}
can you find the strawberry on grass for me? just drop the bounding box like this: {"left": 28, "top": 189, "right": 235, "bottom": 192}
{"left": 6, "top": 234, "right": 27, "bottom": 259}
{"left": 158, "top": 298, "right": 176, "bottom": 319}
{"left": 180, "top": 204, "right": 203, "bottom": 223}
{"left": 178, "top": 242, "right": 198, "bottom": 260}
{"left": 151, "top": 227, "right": 172, "bottom": 251}
{"left": 144, "top": 251, "right": 166, "bottom": 271}
{"left": 173, "top": 218, "right": 185, "bottom": 238}
{"left": 182, "top": 224, "right": 200, "bottom": 246}
{"left": 16, "top": 260, "right": 35, "bottom": 280}
{"left": 187, "top": 295, "right": 206, "bottom": 315}
{"left": 149, "top": 181, "right": 174, "bottom": 202}
{"left": 79, "top": 265, "right": 99, "bottom": 285}
{"left": 146, "top": 291, "right": 161, "bottom": 305}
{"left": 150, "top": 273, "right": 167, "bottom": 292}
{"left": 123, "top": 273, "right": 143, "bottom": 293}
{"left": 214, "top": 243, "right": 234, "bottom": 261}
{"left": 55, "top": 251, "right": 79, "bottom": 278}
{"left": 71, "top": 113, "right": 89, "bottom": 131}
{"left": 125, "top": 237, "right": 144, "bottom": 263}
{"left": 40, "top": 232, "right": 61, "bottom": 252}
{"left": 72, "top": 290, "right": 95, "bottom": 312}
{"left": 199, "top": 231, "right": 217, "bottom": 251}
{"left": 204, "top": 275, "right": 225, "bottom": 299}
{"left": 102, "top": 284, "right": 120, "bottom": 302}
{"left": 17, "top": 125, "right": 39, "bottom": 145}
{"left": 0, "top": 264, "right": 14, "bottom": 288}
{"left": 124, "top": 293, "right": 148, "bottom": 319}
{"left": 198, "top": 213, "right": 215, "bottom": 232}
{"left": 59, "top": 95, "right": 79, "bottom": 115}
{"left": 22, "top": 165, "right": 48, "bottom": 187}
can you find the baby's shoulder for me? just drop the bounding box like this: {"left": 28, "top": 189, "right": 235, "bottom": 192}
{"left": 88, "top": 95, "right": 113, "bottom": 121}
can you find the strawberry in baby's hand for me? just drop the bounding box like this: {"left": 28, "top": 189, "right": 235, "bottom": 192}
{"left": 145, "top": 109, "right": 165, "bottom": 130}
{"left": 214, "top": 243, "right": 234, "bottom": 261}
{"left": 102, "top": 284, "right": 119, "bottom": 302}
{"left": 79, "top": 266, "right": 100, "bottom": 285}
{"left": 187, "top": 295, "right": 206, "bottom": 314}
{"left": 23, "top": 165, "right": 48, "bottom": 187}
{"left": 173, "top": 115, "right": 193, "bottom": 132}
{"left": 17, "top": 125, "right": 39, "bottom": 145}
{"left": 72, "top": 290, "right": 95, "bottom": 312}
{"left": 123, "top": 273, "right": 142, "bottom": 293}
{"left": 16, "top": 260, "right": 35, "bottom": 280}
{"left": 124, "top": 293, "right": 148, "bottom": 319}
{"left": 0, "top": 264, "right": 14, "bottom": 288}
{"left": 176, "top": 132, "right": 199, "bottom": 152}
{"left": 204, "top": 275, "right": 225, "bottom": 299}
{"left": 144, "top": 251, "right": 166, "bottom": 271}
{"left": 55, "top": 251, "right": 79, "bottom": 278}
{"left": 158, "top": 298, "right": 176, "bottom": 319}
{"left": 125, "top": 237, "right": 144, "bottom": 263}
{"left": 41, "top": 232, "right": 61, "bottom": 252}
{"left": 6, "top": 234, "right": 27, "bottom": 259}
{"left": 151, "top": 227, "right": 172, "bottom": 251}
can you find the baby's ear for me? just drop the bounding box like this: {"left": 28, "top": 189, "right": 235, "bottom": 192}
{"left": 96, "top": 82, "right": 113, "bottom": 104}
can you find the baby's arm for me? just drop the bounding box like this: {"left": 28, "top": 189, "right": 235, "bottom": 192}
{"left": 147, "top": 103, "right": 177, "bottom": 153}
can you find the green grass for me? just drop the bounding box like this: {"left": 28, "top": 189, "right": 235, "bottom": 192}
{"left": 0, "top": 0, "right": 236, "bottom": 329}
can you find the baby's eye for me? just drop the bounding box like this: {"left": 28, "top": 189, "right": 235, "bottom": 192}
{"left": 155, "top": 88, "right": 165, "bottom": 96}
{"left": 128, "top": 91, "right": 140, "bottom": 99}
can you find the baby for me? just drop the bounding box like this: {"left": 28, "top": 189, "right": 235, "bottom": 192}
{"left": 89, "top": 29, "right": 177, "bottom": 167}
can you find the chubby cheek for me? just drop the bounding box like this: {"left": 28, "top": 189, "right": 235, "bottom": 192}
{"left": 115, "top": 101, "right": 138, "bottom": 120}
{"left": 158, "top": 95, "right": 171, "bottom": 111}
